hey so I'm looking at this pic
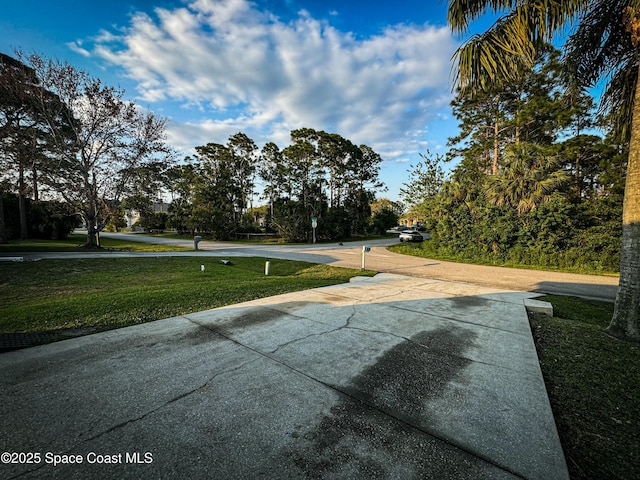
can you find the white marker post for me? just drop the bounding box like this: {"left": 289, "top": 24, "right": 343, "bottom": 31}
{"left": 361, "top": 246, "right": 371, "bottom": 271}
{"left": 311, "top": 216, "right": 318, "bottom": 244}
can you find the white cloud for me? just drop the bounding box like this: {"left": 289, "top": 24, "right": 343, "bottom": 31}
{"left": 90, "top": 0, "right": 457, "bottom": 163}
{"left": 66, "top": 40, "right": 91, "bottom": 57}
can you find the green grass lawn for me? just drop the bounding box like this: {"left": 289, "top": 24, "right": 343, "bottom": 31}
{"left": 0, "top": 257, "right": 374, "bottom": 335}
{"left": 0, "top": 233, "right": 191, "bottom": 252}
{"left": 0, "top": 233, "right": 393, "bottom": 251}
{"left": 530, "top": 296, "right": 640, "bottom": 480}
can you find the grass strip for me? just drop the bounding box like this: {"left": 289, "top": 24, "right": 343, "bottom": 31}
{"left": 530, "top": 295, "right": 639, "bottom": 480}
{"left": 0, "top": 234, "right": 191, "bottom": 252}
{"left": 388, "top": 241, "right": 619, "bottom": 276}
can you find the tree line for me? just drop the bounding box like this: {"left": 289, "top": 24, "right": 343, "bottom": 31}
{"left": 1, "top": 51, "right": 392, "bottom": 245}
{"left": 401, "top": 46, "right": 625, "bottom": 274}
{"left": 152, "top": 129, "right": 387, "bottom": 242}
{"left": 445, "top": 0, "right": 639, "bottom": 342}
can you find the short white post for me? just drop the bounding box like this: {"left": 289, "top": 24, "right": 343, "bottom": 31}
{"left": 361, "top": 246, "right": 370, "bottom": 271}
{"left": 265, "top": 261, "right": 271, "bottom": 276}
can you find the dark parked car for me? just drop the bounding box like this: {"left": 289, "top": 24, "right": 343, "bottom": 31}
{"left": 399, "top": 230, "right": 423, "bottom": 242}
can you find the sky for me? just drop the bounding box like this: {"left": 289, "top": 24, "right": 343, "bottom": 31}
{"left": 1, "top": 0, "right": 489, "bottom": 201}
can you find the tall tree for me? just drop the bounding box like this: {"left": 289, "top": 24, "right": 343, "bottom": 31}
{"left": 559, "top": 134, "right": 618, "bottom": 199}
{"left": 192, "top": 143, "right": 238, "bottom": 239}
{"left": 567, "top": 3, "right": 640, "bottom": 340}
{"left": 0, "top": 53, "right": 36, "bottom": 240}
{"left": 259, "top": 141, "right": 287, "bottom": 217}
{"left": 164, "top": 162, "right": 197, "bottom": 202}
{"left": 448, "top": 0, "right": 640, "bottom": 342}
{"left": 400, "top": 150, "right": 446, "bottom": 209}
{"left": 20, "top": 52, "right": 171, "bottom": 247}
{"left": 227, "top": 132, "right": 258, "bottom": 213}
{"left": 400, "top": 151, "right": 447, "bottom": 226}
{"left": 449, "top": 86, "right": 507, "bottom": 175}
{"left": 343, "top": 144, "right": 385, "bottom": 234}
{"left": 349, "top": 144, "right": 385, "bottom": 197}
{"left": 283, "top": 128, "right": 325, "bottom": 212}
{"left": 0, "top": 181, "right": 8, "bottom": 243}
{"left": 449, "top": 47, "right": 569, "bottom": 177}
{"left": 0, "top": 53, "right": 72, "bottom": 240}
{"left": 316, "top": 131, "right": 351, "bottom": 208}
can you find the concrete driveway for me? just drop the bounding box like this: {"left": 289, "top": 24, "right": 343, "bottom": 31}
{"left": 1, "top": 273, "right": 567, "bottom": 479}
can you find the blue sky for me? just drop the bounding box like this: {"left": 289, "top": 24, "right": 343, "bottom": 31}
{"left": 2, "top": 0, "right": 484, "bottom": 201}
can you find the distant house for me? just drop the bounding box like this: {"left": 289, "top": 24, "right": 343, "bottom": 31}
{"left": 152, "top": 200, "right": 169, "bottom": 214}
{"left": 125, "top": 200, "right": 170, "bottom": 229}
{"left": 400, "top": 215, "right": 421, "bottom": 227}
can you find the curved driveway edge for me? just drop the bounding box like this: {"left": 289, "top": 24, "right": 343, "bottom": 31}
{"left": 1, "top": 273, "right": 567, "bottom": 479}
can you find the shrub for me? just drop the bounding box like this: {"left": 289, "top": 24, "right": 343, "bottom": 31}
{"left": 1, "top": 195, "right": 79, "bottom": 240}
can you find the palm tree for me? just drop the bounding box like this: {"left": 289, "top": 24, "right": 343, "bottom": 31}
{"left": 484, "top": 144, "right": 569, "bottom": 215}
{"left": 448, "top": 0, "right": 640, "bottom": 342}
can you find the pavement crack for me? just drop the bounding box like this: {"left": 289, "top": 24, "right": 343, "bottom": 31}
{"left": 184, "top": 311, "right": 530, "bottom": 479}
{"left": 268, "top": 310, "right": 357, "bottom": 354}
{"left": 361, "top": 286, "right": 416, "bottom": 302}
{"left": 78, "top": 357, "right": 258, "bottom": 445}
{"left": 344, "top": 324, "right": 409, "bottom": 342}
{"left": 388, "top": 301, "right": 528, "bottom": 337}
{"left": 329, "top": 390, "right": 528, "bottom": 480}
{"left": 6, "top": 355, "right": 258, "bottom": 479}
{"left": 344, "top": 324, "right": 538, "bottom": 380}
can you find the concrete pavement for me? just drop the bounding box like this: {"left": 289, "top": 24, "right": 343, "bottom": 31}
{"left": 1, "top": 273, "right": 568, "bottom": 479}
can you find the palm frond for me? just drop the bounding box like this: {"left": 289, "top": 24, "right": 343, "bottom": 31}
{"left": 565, "top": 0, "right": 638, "bottom": 87}
{"left": 483, "top": 143, "right": 569, "bottom": 214}
{"left": 600, "top": 58, "right": 639, "bottom": 142}
{"left": 452, "top": 13, "right": 536, "bottom": 92}
{"left": 563, "top": 0, "right": 640, "bottom": 142}
{"left": 448, "top": 0, "right": 519, "bottom": 35}
{"left": 450, "top": 0, "right": 588, "bottom": 92}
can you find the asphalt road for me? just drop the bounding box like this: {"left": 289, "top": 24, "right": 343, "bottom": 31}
{"left": 55, "top": 232, "right": 620, "bottom": 302}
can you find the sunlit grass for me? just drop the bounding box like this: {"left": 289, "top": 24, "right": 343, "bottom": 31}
{"left": 389, "top": 240, "right": 619, "bottom": 276}
{"left": 0, "top": 257, "right": 374, "bottom": 334}
{"left": 0, "top": 233, "right": 191, "bottom": 252}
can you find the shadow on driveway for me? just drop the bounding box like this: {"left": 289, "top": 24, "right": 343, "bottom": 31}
{"left": 1, "top": 274, "right": 567, "bottom": 479}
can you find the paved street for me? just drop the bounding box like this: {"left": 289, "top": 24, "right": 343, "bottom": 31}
{"left": 14, "top": 232, "right": 619, "bottom": 301}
